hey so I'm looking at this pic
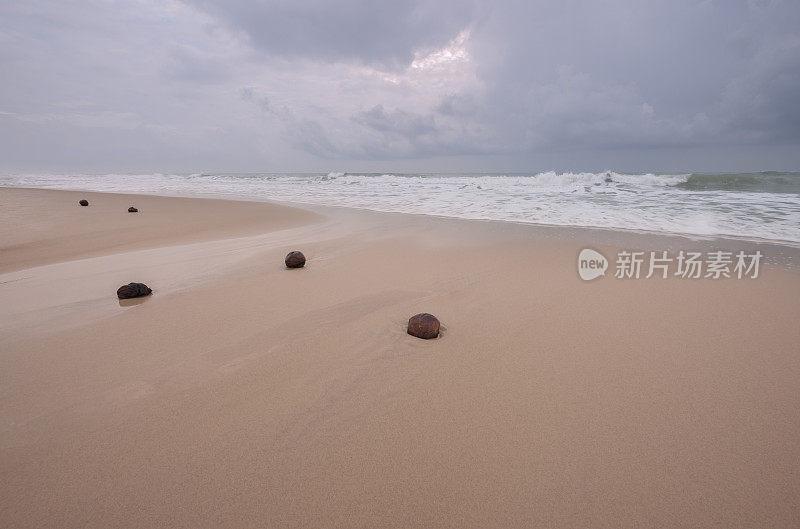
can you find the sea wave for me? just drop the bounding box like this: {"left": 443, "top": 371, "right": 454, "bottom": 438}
{"left": 677, "top": 172, "right": 800, "bottom": 193}
{"left": 2, "top": 171, "right": 798, "bottom": 244}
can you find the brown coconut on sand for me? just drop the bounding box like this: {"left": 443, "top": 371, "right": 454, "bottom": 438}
{"left": 407, "top": 313, "right": 440, "bottom": 339}
{"left": 285, "top": 250, "right": 306, "bottom": 268}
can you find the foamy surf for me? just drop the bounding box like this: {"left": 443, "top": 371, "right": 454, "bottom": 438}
{"left": 2, "top": 171, "right": 799, "bottom": 245}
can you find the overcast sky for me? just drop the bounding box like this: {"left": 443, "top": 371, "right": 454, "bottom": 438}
{"left": 1, "top": 0, "right": 799, "bottom": 173}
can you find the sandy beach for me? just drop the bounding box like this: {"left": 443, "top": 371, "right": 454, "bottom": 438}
{"left": 1, "top": 187, "right": 799, "bottom": 528}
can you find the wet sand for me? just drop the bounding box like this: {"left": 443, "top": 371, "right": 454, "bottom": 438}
{"left": 0, "top": 188, "right": 320, "bottom": 273}
{"left": 1, "top": 187, "right": 799, "bottom": 528}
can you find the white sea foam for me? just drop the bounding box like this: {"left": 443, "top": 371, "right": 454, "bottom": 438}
{"left": 2, "top": 171, "right": 798, "bottom": 244}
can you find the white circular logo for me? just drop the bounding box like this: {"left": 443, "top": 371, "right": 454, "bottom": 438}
{"left": 578, "top": 249, "right": 608, "bottom": 280}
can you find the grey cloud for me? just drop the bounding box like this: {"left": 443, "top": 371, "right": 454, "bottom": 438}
{"left": 353, "top": 105, "right": 436, "bottom": 136}
{"left": 161, "top": 46, "right": 232, "bottom": 84}
{"left": 460, "top": 0, "right": 800, "bottom": 151}
{"left": 0, "top": 0, "right": 304, "bottom": 172}
{"left": 228, "top": 0, "right": 800, "bottom": 163}
{"left": 716, "top": 36, "right": 800, "bottom": 142}
{"left": 1, "top": 0, "right": 799, "bottom": 172}
{"left": 436, "top": 94, "right": 478, "bottom": 117}
{"left": 185, "top": 0, "right": 477, "bottom": 70}
{"left": 240, "top": 87, "right": 272, "bottom": 112}
{"left": 277, "top": 103, "right": 495, "bottom": 160}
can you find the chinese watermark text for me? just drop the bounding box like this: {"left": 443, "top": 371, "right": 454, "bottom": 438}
{"left": 578, "top": 249, "right": 762, "bottom": 280}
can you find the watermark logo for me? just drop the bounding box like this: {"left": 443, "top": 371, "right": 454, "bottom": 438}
{"left": 578, "top": 248, "right": 762, "bottom": 280}
{"left": 578, "top": 248, "right": 608, "bottom": 281}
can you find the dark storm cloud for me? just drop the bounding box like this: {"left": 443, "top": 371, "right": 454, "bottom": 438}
{"left": 460, "top": 0, "right": 800, "bottom": 149}
{"left": 207, "top": 0, "right": 800, "bottom": 160}
{"left": 185, "top": 0, "right": 477, "bottom": 70}
{"left": 1, "top": 0, "right": 798, "bottom": 172}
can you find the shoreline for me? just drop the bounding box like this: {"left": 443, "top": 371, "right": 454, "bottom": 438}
{"left": 1, "top": 188, "right": 799, "bottom": 528}
{"left": 5, "top": 184, "right": 799, "bottom": 253}
{"left": 0, "top": 188, "right": 324, "bottom": 274}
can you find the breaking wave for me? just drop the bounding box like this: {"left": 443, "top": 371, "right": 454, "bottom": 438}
{"left": 2, "top": 171, "right": 798, "bottom": 244}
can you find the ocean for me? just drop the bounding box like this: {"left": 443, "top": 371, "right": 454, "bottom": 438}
{"left": 2, "top": 171, "right": 799, "bottom": 245}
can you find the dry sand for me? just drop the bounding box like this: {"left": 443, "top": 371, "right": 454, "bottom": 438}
{"left": 1, "top": 187, "right": 799, "bottom": 528}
